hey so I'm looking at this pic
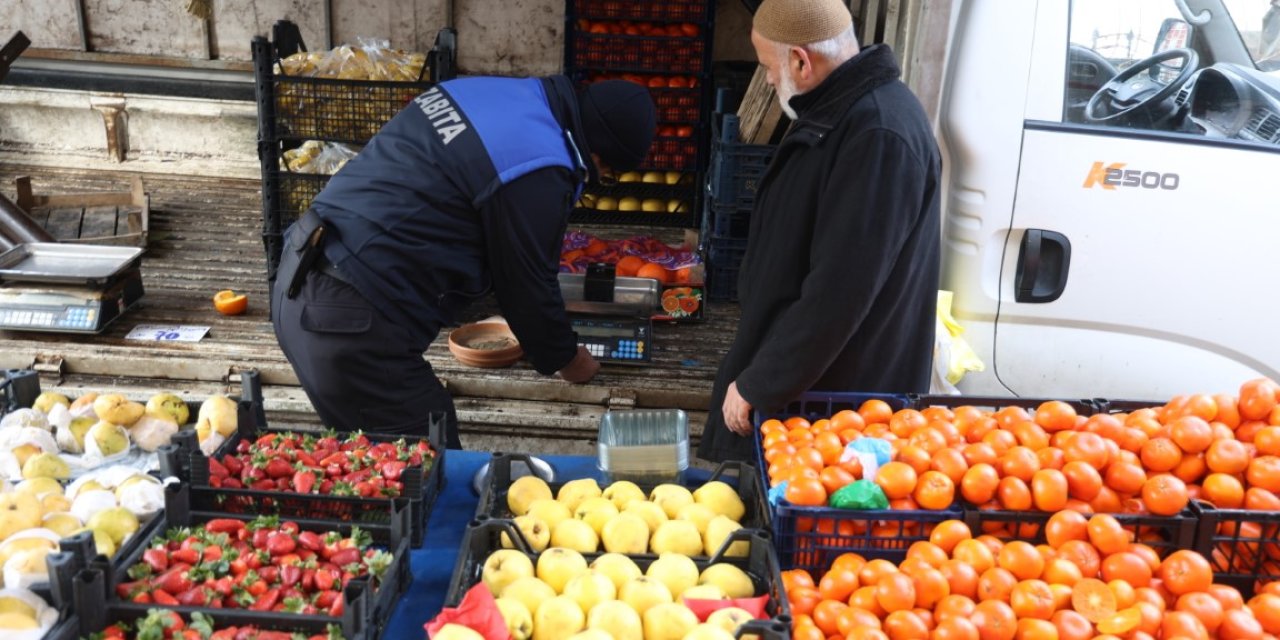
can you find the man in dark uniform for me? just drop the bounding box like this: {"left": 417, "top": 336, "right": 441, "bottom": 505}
{"left": 699, "top": 0, "right": 942, "bottom": 463}
{"left": 271, "top": 77, "right": 656, "bottom": 448}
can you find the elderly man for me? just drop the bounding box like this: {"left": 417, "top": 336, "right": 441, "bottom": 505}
{"left": 699, "top": 0, "right": 943, "bottom": 462}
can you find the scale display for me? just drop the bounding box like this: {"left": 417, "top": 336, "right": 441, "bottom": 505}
{"left": 571, "top": 316, "right": 651, "bottom": 363}
{"left": 0, "top": 269, "right": 143, "bottom": 334}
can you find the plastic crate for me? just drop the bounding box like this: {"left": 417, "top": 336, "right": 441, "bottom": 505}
{"left": 569, "top": 33, "right": 706, "bottom": 74}
{"left": 71, "top": 569, "right": 371, "bottom": 640}
{"left": 572, "top": 0, "right": 713, "bottom": 22}
{"left": 704, "top": 235, "right": 747, "bottom": 302}
{"left": 708, "top": 113, "right": 776, "bottom": 211}
{"left": 164, "top": 414, "right": 445, "bottom": 548}
{"left": 963, "top": 504, "right": 1197, "bottom": 555}
{"left": 1192, "top": 500, "right": 1280, "bottom": 597}
{"left": 260, "top": 167, "right": 331, "bottom": 279}
{"left": 910, "top": 393, "right": 1100, "bottom": 416}
{"left": 706, "top": 202, "right": 752, "bottom": 239}
{"left": 0, "top": 368, "right": 40, "bottom": 416}
{"left": 753, "top": 392, "right": 921, "bottom": 572}
{"left": 92, "top": 482, "right": 410, "bottom": 638}
{"left": 476, "top": 452, "right": 771, "bottom": 536}
{"left": 442, "top": 519, "right": 791, "bottom": 640}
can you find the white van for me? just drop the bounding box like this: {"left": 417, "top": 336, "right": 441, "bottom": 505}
{"left": 941, "top": 0, "right": 1280, "bottom": 399}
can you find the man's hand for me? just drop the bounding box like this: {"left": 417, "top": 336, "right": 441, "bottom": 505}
{"left": 722, "top": 381, "right": 754, "bottom": 436}
{"left": 558, "top": 345, "right": 601, "bottom": 384}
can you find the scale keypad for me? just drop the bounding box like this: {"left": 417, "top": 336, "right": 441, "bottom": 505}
{"left": 0, "top": 307, "right": 98, "bottom": 330}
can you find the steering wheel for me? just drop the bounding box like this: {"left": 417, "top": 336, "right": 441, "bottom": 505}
{"left": 1085, "top": 48, "right": 1199, "bottom": 124}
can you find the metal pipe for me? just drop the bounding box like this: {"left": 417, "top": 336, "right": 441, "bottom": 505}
{"left": 0, "top": 193, "right": 55, "bottom": 244}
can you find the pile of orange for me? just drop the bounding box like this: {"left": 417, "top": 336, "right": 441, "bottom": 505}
{"left": 761, "top": 379, "right": 1280, "bottom": 525}
{"left": 785, "top": 517, "right": 1280, "bottom": 640}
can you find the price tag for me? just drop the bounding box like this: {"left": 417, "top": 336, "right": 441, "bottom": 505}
{"left": 125, "top": 324, "right": 210, "bottom": 342}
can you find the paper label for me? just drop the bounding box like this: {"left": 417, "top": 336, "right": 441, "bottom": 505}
{"left": 125, "top": 324, "right": 210, "bottom": 342}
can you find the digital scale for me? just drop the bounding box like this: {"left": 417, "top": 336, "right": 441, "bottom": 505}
{"left": 0, "top": 243, "right": 145, "bottom": 334}
{"left": 559, "top": 266, "right": 657, "bottom": 365}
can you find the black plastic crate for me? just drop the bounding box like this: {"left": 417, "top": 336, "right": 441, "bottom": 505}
{"left": 94, "top": 482, "right": 410, "bottom": 638}
{"left": 164, "top": 414, "right": 445, "bottom": 547}
{"left": 569, "top": 33, "right": 707, "bottom": 74}
{"left": 0, "top": 368, "right": 39, "bottom": 416}
{"left": 572, "top": 0, "right": 713, "bottom": 23}
{"left": 704, "top": 234, "right": 747, "bottom": 302}
{"left": 909, "top": 393, "right": 1100, "bottom": 417}
{"left": 1192, "top": 499, "right": 1280, "bottom": 597}
{"left": 963, "top": 504, "right": 1197, "bottom": 556}
{"left": 476, "top": 452, "right": 771, "bottom": 538}
{"left": 752, "top": 392, "right": 922, "bottom": 573}
{"left": 72, "top": 570, "right": 370, "bottom": 640}
{"left": 260, "top": 168, "right": 331, "bottom": 279}
{"left": 708, "top": 113, "right": 776, "bottom": 211}
{"left": 443, "top": 519, "right": 791, "bottom": 640}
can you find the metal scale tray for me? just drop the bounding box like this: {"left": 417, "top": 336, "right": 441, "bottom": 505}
{"left": 0, "top": 243, "right": 143, "bottom": 286}
{"left": 558, "top": 272, "right": 658, "bottom": 315}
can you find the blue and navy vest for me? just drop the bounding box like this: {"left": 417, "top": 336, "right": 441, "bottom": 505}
{"left": 308, "top": 76, "right": 586, "bottom": 343}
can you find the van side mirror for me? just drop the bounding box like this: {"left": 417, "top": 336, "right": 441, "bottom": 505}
{"left": 1155, "top": 18, "right": 1193, "bottom": 57}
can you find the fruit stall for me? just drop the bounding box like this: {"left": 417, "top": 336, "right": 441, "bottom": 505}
{"left": 1, "top": 370, "right": 1280, "bottom": 639}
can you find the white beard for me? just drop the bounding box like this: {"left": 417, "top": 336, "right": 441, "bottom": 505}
{"left": 777, "top": 65, "right": 800, "bottom": 120}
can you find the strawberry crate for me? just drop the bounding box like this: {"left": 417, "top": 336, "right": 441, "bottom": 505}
{"left": 92, "top": 482, "right": 410, "bottom": 639}
{"left": 166, "top": 414, "right": 446, "bottom": 547}
{"left": 475, "top": 452, "right": 771, "bottom": 539}
{"left": 441, "top": 519, "right": 791, "bottom": 640}
{"left": 1192, "top": 499, "right": 1280, "bottom": 597}
{"left": 71, "top": 569, "right": 371, "bottom": 640}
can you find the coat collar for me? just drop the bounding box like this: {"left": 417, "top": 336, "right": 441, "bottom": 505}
{"left": 787, "top": 44, "right": 902, "bottom": 138}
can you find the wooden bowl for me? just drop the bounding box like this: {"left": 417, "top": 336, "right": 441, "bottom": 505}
{"left": 447, "top": 322, "right": 523, "bottom": 368}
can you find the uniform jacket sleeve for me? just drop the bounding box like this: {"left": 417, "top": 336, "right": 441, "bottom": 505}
{"left": 734, "top": 128, "right": 932, "bottom": 410}
{"left": 479, "top": 167, "right": 580, "bottom": 374}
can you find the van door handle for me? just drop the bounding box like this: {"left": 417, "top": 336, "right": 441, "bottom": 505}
{"left": 1015, "top": 229, "right": 1072, "bottom": 303}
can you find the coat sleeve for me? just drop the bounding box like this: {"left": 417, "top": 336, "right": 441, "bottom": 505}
{"left": 734, "top": 128, "right": 933, "bottom": 411}
{"left": 478, "top": 167, "right": 580, "bottom": 375}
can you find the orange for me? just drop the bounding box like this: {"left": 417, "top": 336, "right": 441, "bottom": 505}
{"left": 1101, "top": 551, "right": 1152, "bottom": 587}
{"left": 961, "top": 463, "right": 1000, "bottom": 505}
{"left": 876, "top": 572, "right": 917, "bottom": 613}
{"left": 1009, "top": 579, "right": 1056, "bottom": 621}
{"left": 999, "top": 541, "right": 1045, "bottom": 581}
{"left": 970, "top": 600, "right": 1017, "bottom": 640}
{"left": 1159, "top": 550, "right": 1213, "bottom": 596}
{"left": 784, "top": 477, "right": 827, "bottom": 506}
{"left": 1086, "top": 514, "right": 1130, "bottom": 555}
{"left": 1139, "top": 437, "right": 1183, "bottom": 473}
{"left": 1140, "top": 473, "right": 1189, "bottom": 516}
{"left": 977, "top": 566, "right": 1018, "bottom": 602}
{"left": 1219, "top": 608, "right": 1265, "bottom": 639}
{"left": 1031, "top": 469, "right": 1069, "bottom": 512}
{"left": 876, "top": 461, "right": 918, "bottom": 500}
{"left": 1247, "top": 455, "right": 1280, "bottom": 492}
{"left": 859, "top": 399, "right": 895, "bottom": 426}
{"left": 913, "top": 470, "right": 956, "bottom": 510}
{"left": 1175, "top": 591, "right": 1224, "bottom": 633}
{"left": 1169, "top": 416, "right": 1214, "bottom": 454}
{"left": 635, "top": 262, "right": 669, "bottom": 284}
{"left": 1096, "top": 606, "right": 1143, "bottom": 635}
{"left": 1061, "top": 461, "right": 1103, "bottom": 501}
{"left": 614, "top": 256, "right": 645, "bottom": 277}
{"left": 213, "top": 289, "right": 248, "bottom": 315}
{"left": 882, "top": 610, "right": 928, "bottom": 640}
{"left": 1201, "top": 472, "right": 1245, "bottom": 508}
{"left": 1051, "top": 609, "right": 1094, "bottom": 640}
{"left": 1035, "top": 400, "right": 1079, "bottom": 432}
{"left": 1206, "top": 438, "right": 1251, "bottom": 474}
{"left": 1044, "top": 510, "right": 1089, "bottom": 549}
{"left": 1239, "top": 378, "right": 1280, "bottom": 422}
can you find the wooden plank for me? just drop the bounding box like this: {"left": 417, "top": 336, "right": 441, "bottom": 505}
{"left": 736, "top": 66, "right": 786, "bottom": 145}
{"left": 78, "top": 205, "right": 120, "bottom": 240}
{"left": 43, "top": 207, "right": 85, "bottom": 240}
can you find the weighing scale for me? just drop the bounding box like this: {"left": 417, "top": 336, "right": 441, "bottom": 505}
{"left": 559, "top": 265, "right": 658, "bottom": 365}
{"left": 0, "top": 243, "right": 145, "bottom": 334}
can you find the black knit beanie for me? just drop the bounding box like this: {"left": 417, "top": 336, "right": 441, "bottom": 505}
{"left": 578, "top": 80, "right": 657, "bottom": 173}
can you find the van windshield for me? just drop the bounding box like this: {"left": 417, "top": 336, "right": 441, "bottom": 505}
{"left": 1223, "top": 0, "right": 1280, "bottom": 69}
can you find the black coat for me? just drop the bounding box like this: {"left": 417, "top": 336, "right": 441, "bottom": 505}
{"left": 698, "top": 45, "right": 942, "bottom": 463}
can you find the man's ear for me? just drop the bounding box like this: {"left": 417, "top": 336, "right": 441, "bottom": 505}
{"left": 793, "top": 46, "right": 814, "bottom": 81}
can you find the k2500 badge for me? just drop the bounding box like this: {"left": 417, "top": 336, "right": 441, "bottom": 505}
{"left": 1082, "top": 162, "right": 1180, "bottom": 190}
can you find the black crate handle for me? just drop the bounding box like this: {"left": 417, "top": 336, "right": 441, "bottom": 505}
{"left": 73, "top": 568, "right": 107, "bottom": 636}
{"left": 45, "top": 551, "right": 79, "bottom": 614}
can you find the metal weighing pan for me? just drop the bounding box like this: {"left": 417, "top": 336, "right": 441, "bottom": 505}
{"left": 0, "top": 243, "right": 144, "bottom": 285}
{"left": 558, "top": 273, "right": 659, "bottom": 316}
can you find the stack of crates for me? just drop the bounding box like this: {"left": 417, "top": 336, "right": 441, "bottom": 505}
{"left": 253, "top": 20, "right": 456, "bottom": 279}
{"left": 703, "top": 111, "right": 776, "bottom": 301}
{"left": 563, "top": 0, "right": 716, "bottom": 228}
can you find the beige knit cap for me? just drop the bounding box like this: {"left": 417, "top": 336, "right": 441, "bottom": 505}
{"left": 753, "top": 0, "right": 853, "bottom": 45}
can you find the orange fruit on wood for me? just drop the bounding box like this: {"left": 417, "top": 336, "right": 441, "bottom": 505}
{"left": 213, "top": 289, "right": 248, "bottom": 315}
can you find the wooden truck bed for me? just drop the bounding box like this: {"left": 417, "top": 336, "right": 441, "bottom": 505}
{"left": 0, "top": 167, "right": 737, "bottom": 455}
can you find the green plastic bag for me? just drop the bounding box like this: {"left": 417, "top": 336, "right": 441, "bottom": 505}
{"left": 828, "top": 479, "right": 888, "bottom": 510}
